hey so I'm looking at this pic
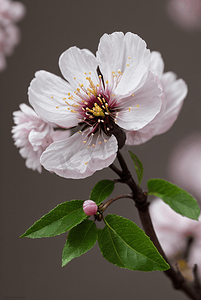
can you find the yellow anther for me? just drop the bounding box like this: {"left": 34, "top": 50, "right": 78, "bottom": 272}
{"left": 78, "top": 131, "right": 81, "bottom": 133}
{"left": 128, "top": 56, "right": 130, "bottom": 59}
{"left": 104, "top": 139, "right": 107, "bottom": 143}
{"left": 97, "top": 97, "right": 103, "bottom": 104}
{"left": 79, "top": 83, "right": 84, "bottom": 87}
{"left": 74, "top": 77, "right": 76, "bottom": 80}
{"left": 51, "top": 96, "right": 53, "bottom": 98}
{"left": 68, "top": 108, "right": 70, "bottom": 110}
{"left": 128, "top": 107, "right": 132, "bottom": 112}
{"left": 68, "top": 93, "right": 71, "bottom": 96}
{"left": 56, "top": 106, "right": 59, "bottom": 109}
{"left": 127, "top": 64, "right": 129, "bottom": 66}
{"left": 99, "top": 141, "right": 102, "bottom": 144}
{"left": 106, "top": 80, "right": 108, "bottom": 84}
{"left": 92, "top": 144, "right": 95, "bottom": 147}
{"left": 87, "top": 145, "right": 90, "bottom": 148}
{"left": 77, "top": 88, "right": 80, "bottom": 92}
{"left": 89, "top": 72, "right": 91, "bottom": 75}
{"left": 96, "top": 84, "right": 100, "bottom": 87}
{"left": 83, "top": 141, "right": 86, "bottom": 143}
{"left": 71, "top": 109, "right": 78, "bottom": 113}
{"left": 112, "top": 94, "right": 115, "bottom": 97}
{"left": 86, "top": 103, "right": 105, "bottom": 118}
{"left": 132, "top": 94, "right": 134, "bottom": 97}
{"left": 63, "top": 97, "right": 66, "bottom": 100}
{"left": 85, "top": 162, "right": 88, "bottom": 165}
{"left": 136, "top": 104, "right": 139, "bottom": 108}
{"left": 99, "top": 75, "right": 102, "bottom": 78}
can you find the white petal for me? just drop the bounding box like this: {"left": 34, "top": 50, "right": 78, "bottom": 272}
{"left": 126, "top": 72, "right": 187, "bottom": 145}
{"left": 40, "top": 129, "right": 117, "bottom": 179}
{"left": 150, "top": 51, "right": 165, "bottom": 78}
{"left": 116, "top": 71, "right": 162, "bottom": 131}
{"left": 97, "top": 32, "right": 151, "bottom": 96}
{"left": 59, "top": 47, "right": 99, "bottom": 90}
{"left": 155, "top": 72, "right": 188, "bottom": 135}
{"left": 28, "top": 70, "right": 80, "bottom": 128}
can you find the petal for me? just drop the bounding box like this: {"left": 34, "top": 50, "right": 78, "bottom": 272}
{"left": 28, "top": 70, "right": 80, "bottom": 128}
{"left": 150, "top": 51, "right": 165, "bottom": 78}
{"left": 40, "top": 129, "right": 118, "bottom": 179}
{"left": 155, "top": 72, "right": 188, "bottom": 135}
{"left": 59, "top": 47, "right": 99, "bottom": 90}
{"left": 116, "top": 71, "right": 162, "bottom": 131}
{"left": 126, "top": 72, "right": 187, "bottom": 145}
{"left": 97, "top": 32, "right": 151, "bottom": 96}
{"left": 51, "top": 129, "right": 71, "bottom": 142}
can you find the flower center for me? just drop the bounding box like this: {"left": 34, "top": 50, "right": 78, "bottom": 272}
{"left": 86, "top": 102, "right": 105, "bottom": 118}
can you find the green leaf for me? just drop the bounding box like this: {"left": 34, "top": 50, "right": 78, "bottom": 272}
{"left": 98, "top": 214, "right": 169, "bottom": 272}
{"left": 90, "top": 180, "right": 114, "bottom": 205}
{"left": 129, "top": 151, "right": 144, "bottom": 185}
{"left": 147, "top": 179, "right": 200, "bottom": 221}
{"left": 20, "top": 200, "right": 87, "bottom": 238}
{"left": 62, "top": 220, "right": 98, "bottom": 267}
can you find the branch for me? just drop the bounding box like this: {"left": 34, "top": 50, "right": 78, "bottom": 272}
{"left": 111, "top": 150, "right": 201, "bottom": 300}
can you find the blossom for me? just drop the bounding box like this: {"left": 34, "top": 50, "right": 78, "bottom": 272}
{"left": 0, "top": 0, "right": 26, "bottom": 71}
{"left": 83, "top": 200, "right": 98, "bottom": 216}
{"left": 168, "top": 133, "right": 201, "bottom": 199}
{"left": 126, "top": 51, "right": 188, "bottom": 145}
{"left": 28, "top": 32, "right": 161, "bottom": 179}
{"left": 167, "top": 0, "right": 201, "bottom": 31}
{"left": 28, "top": 32, "right": 186, "bottom": 179}
{"left": 12, "top": 103, "right": 70, "bottom": 173}
{"left": 150, "top": 198, "right": 201, "bottom": 279}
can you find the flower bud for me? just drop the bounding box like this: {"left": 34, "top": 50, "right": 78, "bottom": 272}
{"left": 83, "top": 200, "right": 98, "bottom": 216}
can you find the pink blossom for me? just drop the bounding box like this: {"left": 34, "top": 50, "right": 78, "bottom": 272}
{"left": 28, "top": 32, "right": 187, "bottom": 179}
{"left": 168, "top": 133, "right": 201, "bottom": 199}
{"left": 150, "top": 198, "right": 201, "bottom": 278}
{"left": 83, "top": 200, "right": 98, "bottom": 216}
{"left": 12, "top": 103, "right": 70, "bottom": 173}
{"left": 167, "top": 0, "right": 201, "bottom": 30}
{"left": 0, "top": 0, "right": 25, "bottom": 71}
{"left": 126, "top": 51, "right": 188, "bottom": 145}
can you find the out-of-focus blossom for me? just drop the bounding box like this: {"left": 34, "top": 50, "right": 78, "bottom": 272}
{"left": 126, "top": 51, "right": 188, "bottom": 145}
{"left": 150, "top": 198, "right": 201, "bottom": 280}
{"left": 28, "top": 32, "right": 187, "bottom": 179}
{"left": 12, "top": 103, "right": 70, "bottom": 173}
{"left": 167, "top": 0, "right": 201, "bottom": 31}
{"left": 168, "top": 133, "right": 201, "bottom": 199}
{"left": 0, "top": 0, "right": 26, "bottom": 71}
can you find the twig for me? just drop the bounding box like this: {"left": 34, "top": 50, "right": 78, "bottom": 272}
{"left": 110, "top": 150, "right": 201, "bottom": 300}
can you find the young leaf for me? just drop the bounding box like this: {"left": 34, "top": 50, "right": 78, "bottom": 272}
{"left": 20, "top": 200, "right": 87, "bottom": 238}
{"left": 129, "top": 151, "right": 144, "bottom": 185}
{"left": 90, "top": 180, "right": 114, "bottom": 205}
{"left": 147, "top": 179, "right": 200, "bottom": 221}
{"left": 98, "top": 214, "right": 169, "bottom": 272}
{"left": 62, "top": 220, "right": 98, "bottom": 267}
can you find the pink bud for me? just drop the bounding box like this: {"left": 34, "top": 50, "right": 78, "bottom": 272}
{"left": 83, "top": 200, "right": 98, "bottom": 216}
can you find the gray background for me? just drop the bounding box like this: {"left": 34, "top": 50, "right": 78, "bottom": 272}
{"left": 1, "top": 0, "right": 201, "bottom": 299}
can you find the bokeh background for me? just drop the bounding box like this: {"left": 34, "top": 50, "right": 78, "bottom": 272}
{"left": 1, "top": 0, "right": 201, "bottom": 299}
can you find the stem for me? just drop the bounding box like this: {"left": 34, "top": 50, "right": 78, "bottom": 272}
{"left": 99, "top": 194, "right": 133, "bottom": 213}
{"left": 110, "top": 150, "right": 201, "bottom": 300}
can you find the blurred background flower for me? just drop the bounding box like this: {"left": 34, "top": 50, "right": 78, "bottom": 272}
{"left": 0, "top": 0, "right": 25, "bottom": 71}
{"left": 167, "top": 0, "right": 201, "bottom": 30}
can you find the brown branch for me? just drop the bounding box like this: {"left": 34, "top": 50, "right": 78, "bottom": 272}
{"left": 111, "top": 150, "right": 201, "bottom": 300}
